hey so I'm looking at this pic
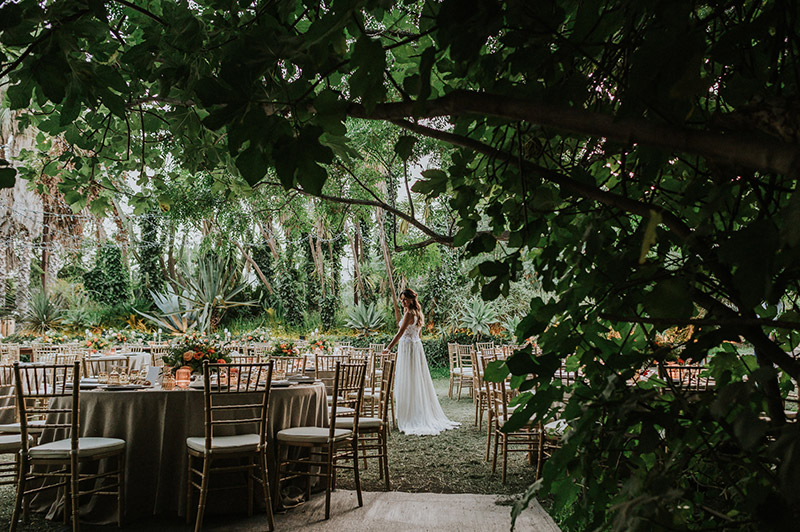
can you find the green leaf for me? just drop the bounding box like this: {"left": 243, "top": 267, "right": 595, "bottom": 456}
{"left": 645, "top": 278, "right": 694, "bottom": 319}
{"left": 394, "top": 135, "right": 417, "bottom": 161}
{"left": 484, "top": 360, "right": 510, "bottom": 382}
{"left": 639, "top": 210, "right": 662, "bottom": 264}
{"left": 235, "top": 146, "right": 268, "bottom": 186}
{"left": 0, "top": 167, "right": 16, "bottom": 189}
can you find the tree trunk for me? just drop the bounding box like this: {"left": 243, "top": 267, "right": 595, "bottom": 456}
{"left": 16, "top": 234, "right": 31, "bottom": 316}
{"left": 259, "top": 220, "right": 280, "bottom": 260}
{"left": 377, "top": 208, "right": 401, "bottom": 322}
{"left": 40, "top": 211, "right": 50, "bottom": 293}
{"left": 233, "top": 240, "right": 274, "bottom": 295}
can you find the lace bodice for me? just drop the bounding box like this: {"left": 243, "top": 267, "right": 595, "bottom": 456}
{"left": 399, "top": 319, "right": 422, "bottom": 342}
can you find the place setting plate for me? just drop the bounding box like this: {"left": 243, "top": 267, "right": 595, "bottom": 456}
{"left": 102, "top": 384, "right": 148, "bottom": 391}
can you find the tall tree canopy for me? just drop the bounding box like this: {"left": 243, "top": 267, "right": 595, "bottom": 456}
{"left": 3, "top": 0, "right": 800, "bottom": 528}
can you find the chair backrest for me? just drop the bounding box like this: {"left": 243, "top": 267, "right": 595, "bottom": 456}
{"left": 662, "top": 364, "right": 712, "bottom": 391}
{"left": 252, "top": 343, "right": 271, "bottom": 359}
{"left": 270, "top": 356, "right": 306, "bottom": 377}
{"left": 315, "top": 354, "right": 349, "bottom": 389}
{"left": 31, "top": 344, "right": 61, "bottom": 363}
{"left": 480, "top": 354, "right": 502, "bottom": 420}
{"left": 476, "top": 342, "right": 494, "bottom": 353}
{"left": 201, "top": 360, "right": 273, "bottom": 451}
{"left": 120, "top": 344, "right": 146, "bottom": 353}
{"left": 455, "top": 344, "right": 474, "bottom": 369}
{"left": 447, "top": 343, "right": 458, "bottom": 371}
{"left": 376, "top": 358, "right": 396, "bottom": 423}
{"left": 150, "top": 346, "right": 169, "bottom": 367}
{"left": 472, "top": 350, "right": 485, "bottom": 386}
{"left": 83, "top": 356, "right": 131, "bottom": 377}
{"left": 347, "top": 347, "right": 371, "bottom": 362}
{"left": 368, "top": 343, "right": 385, "bottom": 354}
{"left": 0, "top": 344, "right": 21, "bottom": 364}
{"left": 329, "top": 362, "right": 367, "bottom": 436}
{"left": 13, "top": 362, "right": 80, "bottom": 457}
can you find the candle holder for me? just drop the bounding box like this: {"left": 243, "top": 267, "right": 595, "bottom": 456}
{"left": 176, "top": 366, "right": 192, "bottom": 389}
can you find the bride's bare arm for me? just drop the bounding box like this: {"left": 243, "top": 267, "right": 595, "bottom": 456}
{"left": 385, "top": 313, "right": 414, "bottom": 352}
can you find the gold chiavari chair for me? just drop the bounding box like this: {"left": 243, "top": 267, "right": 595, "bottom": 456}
{"left": 315, "top": 353, "right": 349, "bottom": 390}
{"left": 334, "top": 357, "right": 396, "bottom": 490}
{"left": 10, "top": 362, "right": 126, "bottom": 531}
{"left": 0, "top": 344, "right": 21, "bottom": 364}
{"left": 83, "top": 357, "right": 131, "bottom": 378}
{"left": 476, "top": 341, "right": 495, "bottom": 353}
{"left": 472, "top": 349, "right": 490, "bottom": 431}
{"left": 185, "top": 360, "right": 275, "bottom": 532}
{"left": 454, "top": 344, "right": 475, "bottom": 400}
{"left": 269, "top": 356, "right": 306, "bottom": 379}
{"left": 275, "top": 362, "right": 367, "bottom": 520}
{"left": 150, "top": 345, "right": 169, "bottom": 367}
{"left": 0, "top": 366, "right": 24, "bottom": 492}
{"left": 119, "top": 344, "right": 146, "bottom": 353}
{"left": 252, "top": 343, "right": 271, "bottom": 359}
{"left": 31, "top": 344, "right": 61, "bottom": 364}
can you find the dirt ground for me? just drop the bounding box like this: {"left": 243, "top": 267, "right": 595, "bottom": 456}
{"left": 0, "top": 377, "right": 540, "bottom": 530}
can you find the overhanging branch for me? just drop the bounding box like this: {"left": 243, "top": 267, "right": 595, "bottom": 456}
{"left": 349, "top": 90, "right": 800, "bottom": 177}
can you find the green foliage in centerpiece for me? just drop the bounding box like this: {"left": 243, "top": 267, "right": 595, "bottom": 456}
{"left": 270, "top": 341, "right": 300, "bottom": 357}
{"left": 308, "top": 337, "right": 333, "bottom": 353}
{"left": 163, "top": 333, "right": 231, "bottom": 373}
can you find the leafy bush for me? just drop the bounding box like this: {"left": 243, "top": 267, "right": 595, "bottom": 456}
{"left": 320, "top": 293, "right": 337, "bottom": 330}
{"left": 178, "top": 255, "right": 255, "bottom": 331}
{"left": 136, "top": 286, "right": 200, "bottom": 334}
{"left": 458, "top": 299, "right": 498, "bottom": 338}
{"left": 344, "top": 302, "right": 384, "bottom": 336}
{"left": 83, "top": 244, "right": 130, "bottom": 305}
{"left": 23, "top": 290, "right": 63, "bottom": 333}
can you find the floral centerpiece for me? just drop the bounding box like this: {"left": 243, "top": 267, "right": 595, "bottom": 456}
{"left": 162, "top": 333, "right": 231, "bottom": 373}
{"left": 104, "top": 329, "right": 130, "bottom": 345}
{"left": 85, "top": 335, "right": 110, "bottom": 352}
{"left": 41, "top": 333, "right": 72, "bottom": 344}
{"left": 270, "top": 341, "right": 300, "bottom": 357}
{"left": 308, "top": 337, "right": 333, "bottom": 353}
{"left": 241, "top": 328, "right": 270, "bottom": 343}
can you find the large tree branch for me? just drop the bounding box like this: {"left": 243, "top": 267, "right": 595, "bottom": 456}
{"left": 349, "top": 90, "right": 800, "bottom": 177}
{"left": 390, "top": 118, "right": 694, "bottom": 241}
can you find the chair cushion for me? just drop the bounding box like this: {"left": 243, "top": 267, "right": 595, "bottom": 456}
{"left": 186, "top": 433, "right": 261, "bottom": 454}
{"left": 452, "top": 368, "right": 473, "bottom": 376}
{"left": 29, "top": 437, "right": 125, "bottom": 459}
{"left": 334, "top": 417, "right": 383, "bottom": 430}
{"left": 0, "top": 420, "right": 46, "bottom": 434}
{"left": 276, "top": 427, "right": 351, "bottom": 444}
{"left": 0, "top": 434, "right": 33, "bottom": 453}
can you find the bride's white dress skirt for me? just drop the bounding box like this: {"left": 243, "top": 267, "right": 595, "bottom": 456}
{"left": 395, "top": 334, "right": 460, "bottom": 436}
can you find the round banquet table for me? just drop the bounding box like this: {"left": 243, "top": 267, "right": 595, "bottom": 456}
{"left": 31, "top": 381, "right": 327, "bottom": 525}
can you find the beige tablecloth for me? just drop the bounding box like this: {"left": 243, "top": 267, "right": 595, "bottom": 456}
{"left": 33, "top": 382, "right": 327, "bottom": 524}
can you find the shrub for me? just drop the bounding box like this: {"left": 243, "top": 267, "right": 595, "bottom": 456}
{"left": 24, "top": 290, "right": 63, "bottom": 333}
{"left": 344, "top": 302, "right": 384, "bottom": 336}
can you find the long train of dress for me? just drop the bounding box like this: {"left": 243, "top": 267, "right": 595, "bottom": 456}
{"left": 394, "top": 322, "right": 460, "bottom": 436}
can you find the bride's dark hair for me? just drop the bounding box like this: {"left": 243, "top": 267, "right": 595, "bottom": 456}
{"left": 401, "top": 288, "right": 424, "bottom": 326}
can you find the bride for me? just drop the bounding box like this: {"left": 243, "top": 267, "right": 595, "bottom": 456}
{"left": 383, "top": 289, "right": 460, "bottom": 436}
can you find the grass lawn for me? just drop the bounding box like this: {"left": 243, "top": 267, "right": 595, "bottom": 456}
{"left": 0, "top": 375, "right": 540, "bottom": 530}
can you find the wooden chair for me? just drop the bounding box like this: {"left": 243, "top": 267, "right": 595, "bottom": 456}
{"left": 30, "top": 344, "right": 61, "bottom": 363}
{"left": 83, "top": 356, "right": 131, "bottom": 378}
{"left": 0, "top": 367, "right": 24, "bottom": 489}
{"left": 315, "top": 353, "right": 349, "bottom": 390}
{"left": 0, "top": 344, "right": 20, "bottom": 364}
{"left": 269, "top": 356, "right": 306, "bottom": 378}
{"left": 11, "top": 362, "right": 126, "bottom": 531}
{"left": 274, "top": 362, "right": 366, "bottom": 520}
{"left": 472, "top": 349, "right": 490, "bottom": 430}
{"left": 660, "top": 364, "right": 713, "bottom": 391}
{"left": 454, "top": 344, "right": 475, "bottom": 400}
{"left": 476, "top": 341, "right": 495, "bottom": 353}
{"left": 447, "top": 343, "right": 458, "bottom": 399}
{"left": 335, "top": 358, "right": 395, "bottom": 490}
{"left": 185, "top": 360, "right": 275, "bottom": 532}
{"left": 252, "top": 343, "right": 271, "bottom": 359}
{"left": 150, "top": 345, "right": 169, "bottom": 367}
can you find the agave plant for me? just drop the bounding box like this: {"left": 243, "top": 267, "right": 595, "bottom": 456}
{"left": 24, "top": 290, "right": 64, "bottom": 334}
{"left": 178, "top": 255, "right": 256, "bottom": 332}
{"left": 344, "top": 302, "right": 384, "bottom": 336}
{"left": 458, "top": 299, "right": 498, "bottom": 339}
{"left": 502, "top": 314, "right": 522, "bottom": 340}
{"left": 135, "top": 285, "right": 201, "bottom": 334}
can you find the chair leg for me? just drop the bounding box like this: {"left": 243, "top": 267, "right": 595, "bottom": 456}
{"left": 352, "top": 440, "right": 363, "bottom": 508}
{"left": 324, "top": 446, "right": 333, "bottom": 520}
{"left": 381, "top": 430, "right": 390, "bottom": 491}
{"left": 457, "top": 378, "right": 462, "bottom": 400}
{"left": 117, "top": 452, "right": 125, "bottom": 528}
{"left": 448, "top": 375, "right": 454, "bottom": 399}
{"left": 474, "top": 397, "right": 479, "bottom": 426}
{"left": 194, "top": 457, "right": 211, "bottom": 532}
{"left": 501, "top": 438, "right": 508, "bottom": 485}
{"left": 485, "top": 413, "right": 493, "bottom": 462}
{"left": 70, "top": 453, "right": 80, "bottom": 532}
{"left": 247, "top": 456, "right": 254, "bottom": 517}
{"left": 492, "top": 432, "right": 500, "bottom": 474}
{"left": 258, "top": 452, "right": 275, "bottom": 532}
{"left": 10, "top": 456, "right": 25, "bottom": 532}
{"left": 185, "top": 454, "right": 193, "bottom": 525}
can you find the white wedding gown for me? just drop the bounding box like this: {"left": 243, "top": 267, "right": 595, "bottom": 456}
{"left": 395, "top": 319, "right": 460, "bottom": 435}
